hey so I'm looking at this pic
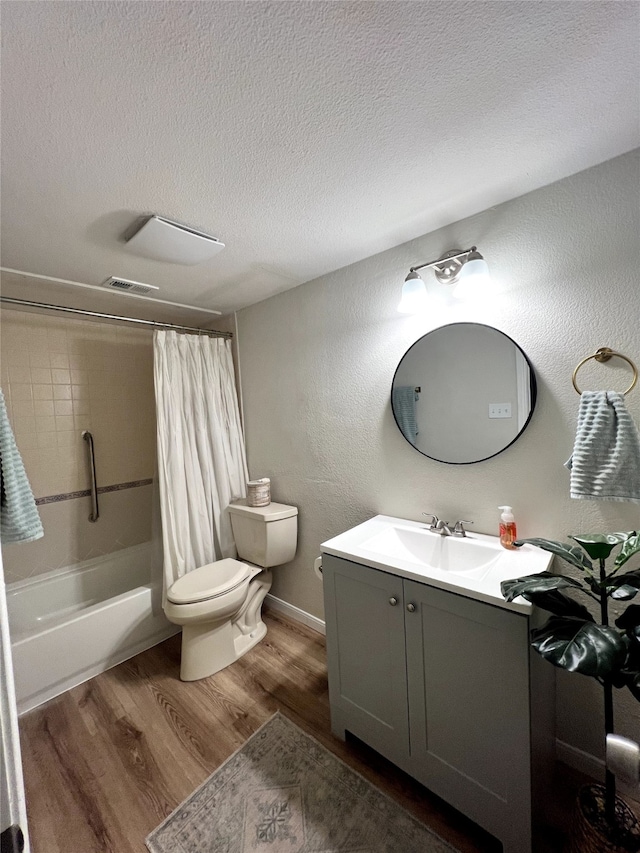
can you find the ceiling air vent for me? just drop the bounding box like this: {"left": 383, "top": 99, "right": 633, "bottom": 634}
{"left": 101, "top": 276, "right": 159, "bottom": 295}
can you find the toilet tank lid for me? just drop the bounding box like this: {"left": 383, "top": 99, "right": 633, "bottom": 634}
{"left": 228, "top": 500, "right": 297, "bottom": 521}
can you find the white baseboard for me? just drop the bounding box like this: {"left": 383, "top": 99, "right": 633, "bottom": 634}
{"left": 265, "top": 593, "right": 325, "bottom": 635}
{"left": 556, "top": 739, "right": 603, "bottom": 779}
{"left": 557, "top": 738, "right": 640, "bottom": 801}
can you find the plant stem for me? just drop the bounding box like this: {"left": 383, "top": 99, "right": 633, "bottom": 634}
{"left": 600, "top": 556, "right": 616, "bottom": 827}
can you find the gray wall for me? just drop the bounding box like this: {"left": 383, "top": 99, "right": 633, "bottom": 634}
{"left": 237, "top": 150, "right": 640, "bottom": 761}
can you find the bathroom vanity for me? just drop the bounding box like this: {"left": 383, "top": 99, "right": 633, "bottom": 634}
{"left": 321, "top": 515, "right": 555, "bottom": 853}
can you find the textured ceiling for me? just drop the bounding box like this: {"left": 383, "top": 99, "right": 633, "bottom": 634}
{"left": 1, "top": 1, "right": 638, "bottom": 317}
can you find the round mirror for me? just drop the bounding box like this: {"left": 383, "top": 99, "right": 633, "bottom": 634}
{"left": 391, "top": 323, "right": 537, "bottom": 464}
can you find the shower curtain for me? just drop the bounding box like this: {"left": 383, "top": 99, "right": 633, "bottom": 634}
{"left": 153, "top": 331, "right": 249, "bottom": 599}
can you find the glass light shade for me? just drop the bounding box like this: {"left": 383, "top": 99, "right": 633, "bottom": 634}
{"left": 398, "top": 273, "right": 428, "bottom": 313}
{"left": 452, "top": 256, "right": 490, "bottom": 299}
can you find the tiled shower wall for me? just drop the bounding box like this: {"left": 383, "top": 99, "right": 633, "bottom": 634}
{"left": 1, "top": 309, "right": 156, "bottom": 584}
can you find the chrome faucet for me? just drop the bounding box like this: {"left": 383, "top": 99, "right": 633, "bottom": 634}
{"left": 433, "top": 518, "right": 453, "bottom": 536}
{"left": 423, "top": 514, "right": 452, "bottom": 535}
{"left": 423, "top": 514, "right": 473, "bottom": 537}
{"left": 452, "top": 520, "right": 474, "bottom": 538}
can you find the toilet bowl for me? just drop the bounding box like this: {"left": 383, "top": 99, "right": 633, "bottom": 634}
{"left": 164, "top": 501, "right": 297, "bottom": 681}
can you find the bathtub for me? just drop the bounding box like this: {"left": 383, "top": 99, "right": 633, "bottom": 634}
{"left": 6, "top": 542, "right": 178, "bottom": 714}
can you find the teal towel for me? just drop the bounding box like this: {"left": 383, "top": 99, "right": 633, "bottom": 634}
{"left": 565, "top": 390, "right": 640, "bottom": 504}
{"left": 0, "top": 389, "right": 44, "bottom": 543}
{"left": 392, "top": 386, "right": 419, "bottom": 446}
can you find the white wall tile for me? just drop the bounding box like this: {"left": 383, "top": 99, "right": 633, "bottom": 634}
{"left": 1, "top": 313, "right": 156, "bottom": 500}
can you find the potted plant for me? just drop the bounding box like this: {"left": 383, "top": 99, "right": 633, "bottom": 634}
{"left": 501, "top": 531, "right": 640, "bottom": 853}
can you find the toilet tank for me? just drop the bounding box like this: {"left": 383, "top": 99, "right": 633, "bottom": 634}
{"left": 227, "top": 500, "right": 298, "bottom": 568}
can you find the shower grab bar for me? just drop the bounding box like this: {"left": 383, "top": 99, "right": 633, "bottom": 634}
{"left": 82, "top": 431, "right": 99, "bottom": 522}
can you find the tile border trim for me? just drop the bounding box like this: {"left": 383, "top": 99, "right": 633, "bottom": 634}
{"left": 35, "top": 478, "right": 153, "bottom": 505}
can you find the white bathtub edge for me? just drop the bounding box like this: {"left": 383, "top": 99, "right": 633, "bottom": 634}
{"left": 7, "top": 542, "right": 152, "bottom": 592}
{"left": 17, "top": 624, "right": 179, "bottom": 716}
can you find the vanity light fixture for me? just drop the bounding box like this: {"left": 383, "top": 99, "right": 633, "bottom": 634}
{"left": 398, "top": 246, "right": 490, "bottom": 313}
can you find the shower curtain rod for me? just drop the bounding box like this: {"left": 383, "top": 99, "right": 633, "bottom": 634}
{"left": 0, "top": 296, "right": 232, "bottom": 339}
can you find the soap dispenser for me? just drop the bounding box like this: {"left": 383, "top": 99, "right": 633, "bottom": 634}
{"left": 498, "top": 506, "right": 517, "bottom": 550}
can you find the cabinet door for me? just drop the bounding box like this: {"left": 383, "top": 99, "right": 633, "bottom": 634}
{"left": 404, "top": 580, "right": 532, "bottom": 848}
{"left": 322, "top": 555, "right": 409, "bottom": 764}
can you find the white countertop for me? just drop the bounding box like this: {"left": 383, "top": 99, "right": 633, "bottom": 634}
{"left": 321, "top": 514, "right": 554, "bottom": 614}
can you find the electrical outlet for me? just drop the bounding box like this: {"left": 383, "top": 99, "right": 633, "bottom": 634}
{"left": 489, "top": 403, "right": 512, "bottom": 419}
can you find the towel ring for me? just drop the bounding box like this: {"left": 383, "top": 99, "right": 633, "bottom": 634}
{"left": 572, "top": 347, "right": 638, "bottom": 396}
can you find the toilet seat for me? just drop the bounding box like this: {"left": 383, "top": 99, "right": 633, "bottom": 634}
{"left": 167, "top": 558, "right": 251, "bottom": 605}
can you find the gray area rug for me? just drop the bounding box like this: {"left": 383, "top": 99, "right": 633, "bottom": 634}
{"left": 146, "top": 712, "right": 458, "bottom": 853}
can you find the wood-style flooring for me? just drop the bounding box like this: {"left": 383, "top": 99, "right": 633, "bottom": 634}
{"left": 16, "top": 610, "right": 619, "bottom": 852}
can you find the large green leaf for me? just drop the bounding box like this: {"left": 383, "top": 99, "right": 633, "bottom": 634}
{"left": 584, "top": 574, "right": 604, "bottom": 596}
{"left": 616, "top": 605, "right": 640, "bottom": 637}
{"left": 622, "top": 671, "right": 640, "bottom": 701}
{"left": 501, "top": 572, "right": 585, "bottom": 603}
{"left": 530, "top": 617, "right": 627, "bottom": 678}
{"left": 608, "top": 570, "right": 640, "bottom": 601}
{"left": 614, "top": 533, "right": 640, "bottom": 571}
{"left": 571, "top": 532, "right": 631, "bottom": 561}
{"left": 612, "top": 631, "right": 640, "bottom": 698}
{"left": 515, "top": 539, "right": 593, "bottom": 572}
{"left": 520, "top": 589, "right": 594, "bottom": 621}
{"left": 611, "top": 663, "right": 640, "bottom": 699}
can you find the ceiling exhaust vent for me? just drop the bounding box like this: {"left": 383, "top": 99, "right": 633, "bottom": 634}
{"left": 125, "top": 215, "right": 225, "bottom": 265}
{"left": 101, "top": 276, "right": 159, "bottom": 295}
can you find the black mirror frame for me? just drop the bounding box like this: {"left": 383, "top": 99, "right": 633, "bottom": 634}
{"left": 391, "top": 322, "right": 538, "bottom": 464}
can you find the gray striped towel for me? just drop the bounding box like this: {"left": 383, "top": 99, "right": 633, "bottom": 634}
{"left": 565, "top": 390, "right": 640, "bottom": 503}
{"left": 0, "top": 388, "right": 44, "bottom": 543}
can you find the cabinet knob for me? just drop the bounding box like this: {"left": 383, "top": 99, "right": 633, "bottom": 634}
{"left": 389, "top": 597, "right": 398, "bottom": 606}
{"left": 406, "top": 603, "right": 416, "bottom": 612}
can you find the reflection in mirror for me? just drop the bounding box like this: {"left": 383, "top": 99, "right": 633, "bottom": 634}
{"left": 391, "top": 323, "right": 537, "bottom": 464}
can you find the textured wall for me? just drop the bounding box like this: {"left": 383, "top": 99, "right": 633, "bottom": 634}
{"left": 1, "top": 312, "right": 156, "bottom": 582}
{"left": 237, "top": 151, "right": 640, "bottom": 758}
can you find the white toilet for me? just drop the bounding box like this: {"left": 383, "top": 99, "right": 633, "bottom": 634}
{"left": 164, "top": 500, "right": 298, "bottom": 681}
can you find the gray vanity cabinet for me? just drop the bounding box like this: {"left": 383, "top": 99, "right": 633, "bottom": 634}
{"left": 322, "top": 555, "right": 410, "bottom": 762}
{"left": 403, "top": 578, "right": 533, "bottom": 853}
{"left": 322, "top": 553, "right": 553, "bottom": 853}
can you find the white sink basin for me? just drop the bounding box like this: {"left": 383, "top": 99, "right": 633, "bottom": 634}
{"left": 361, "top": 525, "right": 501, "bottom": 578}
{"left": 321, "top": 515, "right": 553, "bottom": 612}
